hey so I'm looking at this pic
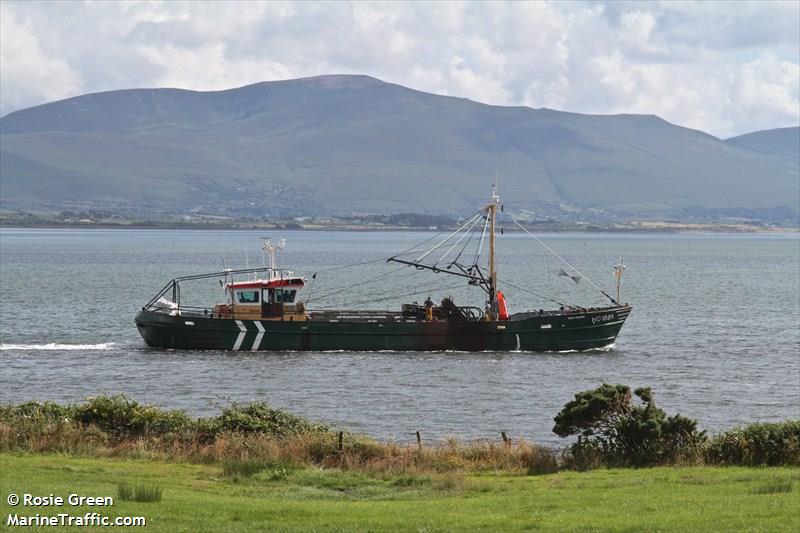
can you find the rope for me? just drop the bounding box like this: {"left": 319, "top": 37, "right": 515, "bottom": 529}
{"left": 309, "top": 264, "right": 407, "bottom": 303}
{"left": 316, "top": 280, "right": 467, "bottom": 309}
{"left": 336, "top": 264, "right": 473, "bottom": 306}
{"left": 304, "top": 273, "right": 318, "bottom": 304}
{"left": 501, "top": 278, "right": 571, "bottom": 308}
{"left": 510, "top": 217, "right": 617, "bottom": 304}
{"left": 413, "top": 212, "right": 483, "bottom": 263}
{"left": 313, "top": 256, "right": 391, "bottom": 273}
{"left": 304, "top": 256, "right": 396, "bottom": 305}
{"left": 451, "top": 217, "right": 478, "bottom": 267}
{"left": 310, "top": 214, "right": 482, "bottom": 306}
{"left": 390, "top": 224, "right": 462, "bottom": 259}
{"left": 473, "top": 213, "right": 489, "bottom": 266}
{"left": 434, "top": 214, "right": 483, "bottom": 267}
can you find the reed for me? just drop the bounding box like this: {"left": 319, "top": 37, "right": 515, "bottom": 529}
{"left": 221, "top": 458, "right": 269, "bottom": 478}
{"left": 118, "top": 482, "right": 163, "bottom": 502}
{"left": 748, "top": 481, "right": 793, "bottom": 495}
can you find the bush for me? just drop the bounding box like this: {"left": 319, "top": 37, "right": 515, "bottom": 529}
{"left": 69, "top": 396, "right": 191, "bottom": 437}
{"left": 520, "top": 445, "right": 558, "bottom": 475}
{"left": 0, "top": 401, "right": 70, "bottom": 422}
{"left": 553, "top": 384, "right": 706, "bottom": 467}
{"left": 267, "top": 465, "right": 292, "bottom": 481}
{"left": 706, "top": 421, "right": 800, "bottom": 466}
{"left": 560, "top": 438, "right": 605, "bottom": 471}
{"left": 211, "top": 402, "right": 328, "bottom": 438}
{"left": 0, "top": 396, "right": 332, "bottom": 458}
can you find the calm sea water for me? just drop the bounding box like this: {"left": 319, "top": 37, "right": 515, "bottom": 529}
{"left": 1, "top": 228, "right": 798, "bottom": 445}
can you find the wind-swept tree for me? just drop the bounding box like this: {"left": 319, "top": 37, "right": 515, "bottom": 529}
{"left": 554, "top": 384, "right": 706, "bottom": 467}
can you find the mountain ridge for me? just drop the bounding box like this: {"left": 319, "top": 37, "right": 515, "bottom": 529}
{"left": 724, "top": 126, "right": 799, "bottom": 161}
{"left": 1, "top": 75, "right": 798, "bottom": 222}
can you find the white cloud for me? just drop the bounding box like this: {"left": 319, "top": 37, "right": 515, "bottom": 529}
{"left": 0, "top": 1, "right": 797, "bottom": 137}
{"left": 138, "top": 43, "right": 295, "bottom": 90}
{"left": 732, "top": 54, "right": 800, "bottom": 133}
{"left": 619, "top": 11, "right": 661, "bottom": 54}
{"left": 446, "top": 55, "right": 512, "bottom": 105}
{"left": 0, "top": 5, "right": 82, "bottom": 113}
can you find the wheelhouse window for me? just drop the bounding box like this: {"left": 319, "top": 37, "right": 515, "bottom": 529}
{"left": 274, "top": 289, "right": 297, "bottom": 303}
{"left": 236, "top": 290, "right": 259, "bottom": 303}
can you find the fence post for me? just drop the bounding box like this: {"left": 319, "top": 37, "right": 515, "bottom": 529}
{"left": 338, "top": 431, "right": 343, "bottom": 451}
{"left": 416, "top": 430, "right": 422, "bottom": 451}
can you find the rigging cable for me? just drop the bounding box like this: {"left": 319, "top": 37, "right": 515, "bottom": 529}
{"left": 434, "top": 214, "right": 484, "bottom": 267}
{"left": 389, "top": 212, "right": 481, "bottom": 262}
{"left": 412, "top": 212, "right": 484, "bottom": 263}
{"left": 473, "top": 213, "right": 490, "bottom": 266}
{"left": 308, "top": 264, "right": 408, "bottom": 304}
{"left": 304, "top": 272, "right": 318, "bottom": 304}
{"left": 336, "top": 262, "right": 475, "bottom": 306}
{"left": 312, "top": 256, "right": 393, "bottom": 274}
{"left": 315, "top": 280, "right": 467, "bottom": 309}
{"left": 311, "top": 215, "right": 482, "bottom": 306}
{"left": 450, "top": 216, "right": 479, "bottom": 267}
{"left": 501, "top": 278, "right": 572, "bottom": 308}
{"left": 389, "top": 224, "right": 466, "bottom": 259}
{"left": 510, "top": 217, "right": 618, "bottom": 304}
{"left": 304, "top": 253, "right": 435, "bottom": 305}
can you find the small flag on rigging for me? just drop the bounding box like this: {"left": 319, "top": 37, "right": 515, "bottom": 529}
{"left": 558, "top": 268, "right": 582, "bottom": 284}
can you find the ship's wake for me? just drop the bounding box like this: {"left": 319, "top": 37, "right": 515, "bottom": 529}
{"left": 0, "top": 342, "right": 116, "bottom": 351}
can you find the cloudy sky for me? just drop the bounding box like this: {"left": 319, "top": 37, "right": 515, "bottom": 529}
{"left": 1, "top": 0, "right": 798, "bottom": 138}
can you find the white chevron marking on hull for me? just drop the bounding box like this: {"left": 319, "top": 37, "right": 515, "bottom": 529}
{"left": 252, "top": 321, "right": 265, "bottom": 351}
{"left": 515, "top": 334, "right": 521, "bottom": 351}
{"left": 232, "top": 320, "right": 247, "bottom": 351}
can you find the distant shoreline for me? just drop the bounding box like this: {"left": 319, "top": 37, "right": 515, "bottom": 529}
{"left": 1, "top": 220, "right": 797, "bottom": 234}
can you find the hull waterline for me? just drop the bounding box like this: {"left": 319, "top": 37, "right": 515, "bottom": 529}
{"left": 135, "top": 306, "right": 631, "bottom": 352}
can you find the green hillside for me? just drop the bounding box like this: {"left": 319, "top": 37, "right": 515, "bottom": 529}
{"left": 725, "top": 126, "right": 799, "bottom": 161}
{"left": 1, "top": 75, "right": 798, "bottom": 221}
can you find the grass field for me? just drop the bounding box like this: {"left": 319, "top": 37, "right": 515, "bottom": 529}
{"left": 1, "top": 453, "right": 798, "bottom": 532}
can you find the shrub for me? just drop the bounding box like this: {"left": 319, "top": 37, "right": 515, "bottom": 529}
{"left": 520, "top": 444, "right": 558, "bottom": 475}
{"left": 211, "top": 402, "right": 328, "bottom": 438}
{"left": 553, "top": 384, "right": 706, "bottom": 467}
{"left": 0, "top": 401, "right": 70, "bottom": 422}
{"left": 706, "top": 421, "right": 800, "bottom": 466}
{"left": 560, "top": 438, "right": 605, "bottom": 471}
{"left": 302, "top": 432, "right": 340, "bottom": 463}
{"left": 69, "top": 396, "right": 191, "bottom": 437}
{"left": 267, "top": 465, "right": 292, "bottom": 481}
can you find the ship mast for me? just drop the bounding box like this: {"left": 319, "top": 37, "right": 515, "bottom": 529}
{"left": 487, "top": 185, "right": 499, "bottom": 320}
{"left": 384, "top": 185, "right": 502, "bottom": 312}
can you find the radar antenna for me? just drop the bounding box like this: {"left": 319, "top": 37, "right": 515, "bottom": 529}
{"left": 262, "top": 238, "right": 286, "bottom": 277}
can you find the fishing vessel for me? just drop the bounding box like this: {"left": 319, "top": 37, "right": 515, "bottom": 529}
{"left": 135, "top": 188, "right": 631, "bottom": 351}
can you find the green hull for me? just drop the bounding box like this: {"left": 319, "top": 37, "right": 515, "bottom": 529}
{"left": 135, "top": 306, "right": 631, "bottom": 352}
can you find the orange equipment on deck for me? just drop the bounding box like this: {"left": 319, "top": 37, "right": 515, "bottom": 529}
{"left": 497, "top": 291, "right": 509, "bottom": 320}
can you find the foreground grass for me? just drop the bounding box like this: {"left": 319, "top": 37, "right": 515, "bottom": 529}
{"left": 1, "top": 453, "right": 798, "bottom": 532}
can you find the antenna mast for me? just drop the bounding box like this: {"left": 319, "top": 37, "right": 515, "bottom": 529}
{"left": 614, "top": 258, "right": 625, "bottom": 305}
{"left": 262, "top": 238, "right": 286, "bottom": 279}
{"left": 487, "top": 184, "right": 500, "bottom": 320}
